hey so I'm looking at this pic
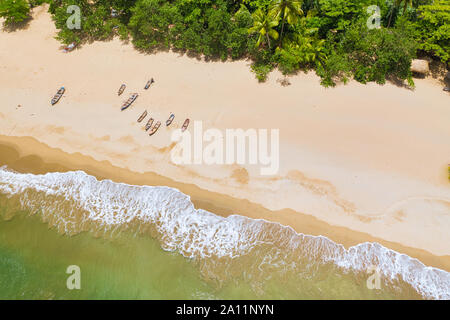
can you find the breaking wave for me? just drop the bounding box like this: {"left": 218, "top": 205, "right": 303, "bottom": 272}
{"left": 0, "top": 167, "right": 448, "bottom": 299}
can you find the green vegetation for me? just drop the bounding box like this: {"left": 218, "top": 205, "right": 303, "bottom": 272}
{"left": 248, "top": 8, "right": 279, "bottom": 49}
{"left": 0, "top": 0, "right": 50, "bottom": 26}
{"left": 318, "top": 16, "right": 417, "bottom": 86}
{"left": 415, "top": 0, "right": 450, "bottom": 64}
{"left": 0, "top": 0, "right": 31, "bottom": 25}
{"left": 1, "top": 0, "right": 449, "bottom": 86}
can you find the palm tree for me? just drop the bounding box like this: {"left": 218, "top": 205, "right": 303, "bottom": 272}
{"left": 396, "top": 0, "right": 413, "bottom": 13}
{"left": 269, "top": 0, "right": 303, "bottom": 46}
{"left": 248, "top": 9, "right": 279, "bottom": 49}
{"left": 281, "top": 17, "right": 327, "bottom": 67}
{"left": 387, "top": 0, "right": 413, "bottom": 27}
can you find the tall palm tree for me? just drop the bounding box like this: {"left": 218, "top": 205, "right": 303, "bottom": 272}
{"left": 387, "top": 0, "right": 413, "bottom": 27}
{"left": 396, "top": 0, "right": 413, "bottom": 13}
{"left": 269, "top": 0, "right": 303, "bottom": 46}
{"left": 248, "top": 9, "right": 279, "bottom": 49}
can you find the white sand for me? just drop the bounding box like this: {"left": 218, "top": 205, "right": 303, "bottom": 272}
{"left": 1, "top": 6, "right": 449, "bottom": 256}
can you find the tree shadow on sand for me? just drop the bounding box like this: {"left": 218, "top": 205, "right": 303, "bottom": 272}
{"left": 130, "top": 41, "right": 234, "bottom": 64}
{"left": 1, "top": 16, "right": 32, "bottom": 33}
{"left": 386, "top": 75, "right": 415, "bottom": 91}
{"left": 429, "top": 59, "right": 449, "bottom": 87}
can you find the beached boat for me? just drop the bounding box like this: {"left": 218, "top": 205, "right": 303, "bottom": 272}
{"left": 149, "top": 121, "right": 161, "bottom": 136}
{"left": 51, "top": 87, "right": 65, "bottom": 105}
{"left": 118, "top": 84, "right": 126, "bottom": 96}
{"left": 63, "top": 42, "right": 76, "bottom": 53}
{"left": 145, "top": 118, "right": 154, "bottom": 131}
{"left": 144, "top": 78, "right": 154, "bottom": 90}
{"left": 121, "top": 93, "right": 138, "bottom": 111}
{"left": 166, "top": 114, "right": 175, "bottom": 126}
{"left": 181, "top": 118, "right": 190, "bottom": 132}
{"left": 137, "top": 110, "right": 147, "bottom": 123}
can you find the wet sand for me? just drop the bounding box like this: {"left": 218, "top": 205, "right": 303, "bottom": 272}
{"left": 1, "top": 135, "right": 449, "bottom": 272}
{"left": 1, "top": 5, "right": 449, "bottom": 271}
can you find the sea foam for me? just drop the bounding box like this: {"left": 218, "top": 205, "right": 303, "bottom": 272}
{"left": 0, "top": 167, "right": 449, "bottom": 299}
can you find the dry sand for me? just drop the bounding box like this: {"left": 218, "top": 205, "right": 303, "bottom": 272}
{"left": 0, "top": 6, "right": 449, "bottom": 268}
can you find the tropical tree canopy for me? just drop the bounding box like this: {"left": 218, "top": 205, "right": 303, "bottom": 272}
{"left": 1, "top": 0, "right": 448, "bottom": 85}
{"left": 0, "top": 0, "right": 30, "bottom": 25}
{"left": 248, "top": 8, "right": 279, "bottom": 48}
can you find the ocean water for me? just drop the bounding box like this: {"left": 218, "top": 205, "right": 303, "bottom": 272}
{"left": 0, "top": 167, "right": 448, "bottom": 300}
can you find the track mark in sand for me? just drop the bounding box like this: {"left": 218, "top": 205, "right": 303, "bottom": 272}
{"left": 46, "top": 125, "right": 66, "bottom": 135}
{"left": 230, "top": 167, "right": 249, "bottom": 185}
{"left": 286, "top": 170, "right": 356, "bottom": 214}
{"left": 356, "top": 197, "right": 450, "bottom": 224}
{"left": 158, "top": 142, "right": 177, "bottom": 153}
{"left": 393, "top": 210, "right": 406, "bottom": 222}
{"left": 145, "top": 159, "right": 154, "bottom": 166}
{"left": 8, "top": 124, "right": 17, "bottom": 136}
{"left": 32, "top": 4, "right": 48, "bottom": 18}
{"left": 355, "top": 215, "right": 374, "bottom": 223}
{"left": 88, "top": 134, "right": 111, "bottom": 143}
{"left": 98, "top": 135, "right": 111, "bottom": 142}
{"left": 384, "top": 197, "right": 450, "bottom": 216}
{"left": 105, "top": 151, "right": 128, "bottom": 160}
{"left": 118, "top": 135, "right": 137, "bottom": 145}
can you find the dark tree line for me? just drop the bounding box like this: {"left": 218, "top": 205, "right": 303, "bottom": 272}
{"left": 1, "top": 0, "right": 449, "bottom": 86}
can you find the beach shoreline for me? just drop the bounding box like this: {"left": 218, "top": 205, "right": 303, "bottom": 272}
{"left": 1, "top": 134, "right": 449, "bottom": 272}
{"left": 1, "top": 6, "right": 449, "bottom": 272}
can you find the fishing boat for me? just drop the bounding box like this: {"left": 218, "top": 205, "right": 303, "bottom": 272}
{"left": 137, "top": 110, "right": 147, "bottom": 123}
{"left": 51, "top": 87, "right": 65, "bottom": 105}
{"left": 145, "top": 118, "right": 154, "bottom": 131}
{"left": 166, "top": 113, "right": 175, "bottom": 126}
{"left": 144, "top": 78, "right": 154, "bottom": 90}
{"left": 121, "top": 93, "right": 138, "bottom": 111}
{"left": 149, "top": 121, "right": 161, "bottom": 136}
{"left": 181, "top": 118, "right": 190, "bottom": 132}
{"left": 63, "top": 42, "right": 76, "bottom": 53}
{"left": 118, "top": 84, "right": 126, "bottom": 96}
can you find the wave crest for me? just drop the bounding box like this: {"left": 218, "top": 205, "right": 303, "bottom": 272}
{"left": 0, "top": 167, "right": 449, "bottom": 299}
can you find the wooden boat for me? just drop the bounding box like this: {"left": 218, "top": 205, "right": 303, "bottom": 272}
{"left": 63, "top": 42, "right": 76, "bottom": 53}
{"left": 121, "top": 93, "right": 138, "bottom": 111}
{"left": 137, "top": 110, "right": 147, "bottom": 123}
{"left": 144, "top": 78, "right": 154, "bottom": 90}
{"left": 51, "top": 87, "right": 65, "bottom": 105}
{"left": 181, "top": 118, "right": 190, "bottom": 132}
{"left": 118, "top": 84, "right": 126, "bottom": 96}
{"left": 145, "top": 118, "right": 154, "bottom": 131}
{"left": 149, "top": 121, "right": 161, "bottom": 136}
{"left": 166, "top": 113, "right": 175, "bottom": 126}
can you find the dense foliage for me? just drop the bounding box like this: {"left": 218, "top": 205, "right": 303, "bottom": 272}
{"left": 0, "top": 0, "right": 31, "bottom": 25}
{"left": 1, "top": 0, "right": 449, "bottom": 86}
{"left": 415, "top": 0, "right": 450, "bottom": 64}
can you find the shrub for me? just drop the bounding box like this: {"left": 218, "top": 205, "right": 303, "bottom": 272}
{"left": 319, "top": 16, "right": 417, "bottom": 86}
{"left": 0, "top": 0, "right": 30, "bottom": 26}
{"left": 414, "top": 0, "right": 450, "bottom": 64}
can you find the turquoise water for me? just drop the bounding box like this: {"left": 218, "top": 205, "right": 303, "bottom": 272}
{"left": 0, "top": 207, "right": 411, "bottom": 300}
{"left": 0, "top": 207, "right": 214, "bottom": 299}
{"left": 0, "top": 168, "right": 448, "bottom": 299}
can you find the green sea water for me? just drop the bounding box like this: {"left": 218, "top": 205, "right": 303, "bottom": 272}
{"left": 0, "top": 204, "right": 215, "bottom": 299}
{"left": 0, "top": 196, "right": 424, "bottom": 300}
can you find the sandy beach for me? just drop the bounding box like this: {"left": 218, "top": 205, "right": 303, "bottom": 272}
{"left": 1, "top": 5, "right": 449, "bottom": 271}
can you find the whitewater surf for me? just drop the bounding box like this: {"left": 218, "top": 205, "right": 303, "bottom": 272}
{"left": 0, "top": 167, "right": 448, "bottom": 299}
